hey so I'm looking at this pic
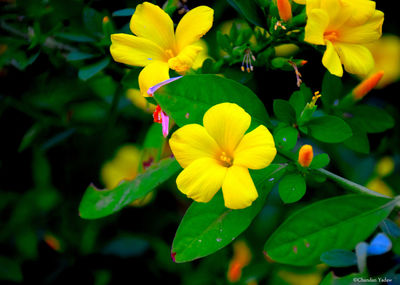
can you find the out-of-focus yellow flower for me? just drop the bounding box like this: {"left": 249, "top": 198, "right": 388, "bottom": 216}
{"left": 110, "top": 2, "right": 214, "bottom": 97}
{"left": 376, "top": 156, "right": 395, "bottom": 177}
{"left": 101, "top": 145, "right": 153, "bottom": 207}
{"left": 227, "top": 240, "right": 252, "bottom": 283}
{"left": 298, "top": 144, "right": 314, "bottom": 167}
{"left": 304, "top": 0, "right": 383, "bottom": 77}
{"left": 364, "top": 35, "right": 400, "bottom": 88}
{"left": 169, "top": 103, "right": 276, "bottom": 209}
{"left": 274, "top": 43, "right": 300, "bottom": 57}
{"left": 277, "top": 0, "right": 293, "bottom": 22}
{"left": 276, "top": 269, "right": 323, "bottom": 285}
{"left": 366, "top": 178, "right": 394, "bottom": 197}
{"left": 126, "top": 88, "right": 156, "bottom": 113}
{"left": 366, "top": 156, "right": 395, "bottom": 197}
{"left": 352, "top": 70, "right": 384, "bottom": 100}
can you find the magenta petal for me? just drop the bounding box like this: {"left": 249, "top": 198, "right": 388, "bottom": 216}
{"left": 147, "top": 76, "right": 183, "bottom": 96}
{"left": 161, "top": 111, "right": 170, "bottom": 137}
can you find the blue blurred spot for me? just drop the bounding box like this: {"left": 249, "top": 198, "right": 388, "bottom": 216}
{"left": 367, "top": 233, "right": 392, "bottom": 256}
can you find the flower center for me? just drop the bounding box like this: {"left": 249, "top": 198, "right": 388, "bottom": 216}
{"left": 324, "top": 30, "right": 339, "bottom": 42}
{"left": 164, "top": 49, "right": 175, "bottom": 60}
{"left": 219, "top": 151, "right": 233, "bottom": 167}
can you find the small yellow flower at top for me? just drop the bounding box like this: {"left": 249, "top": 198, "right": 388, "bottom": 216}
{"left": 110, "top": 2, "right": 214, "bottom": 97}
{"left": 304, "top": 0, "right": 384, "bottom": 77}
{"left": 169, "top": 103, "right": 277, "bottom": 209}
{"left": 298, "top": 144, "right": 314, "bottom": 167}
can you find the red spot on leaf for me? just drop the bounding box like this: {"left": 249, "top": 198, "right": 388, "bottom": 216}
{"left": 171, "top": 252, "right": 177, "bottom": 262}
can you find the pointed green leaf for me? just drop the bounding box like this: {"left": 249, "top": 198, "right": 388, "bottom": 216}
{"left": 273, "top": 99, "right": 297, "bottom": 124}
{"left": 79, "top": 157, "right": 181, "bottom": 219}
{"left": 171, "top": 164, "right": 287, "bottom": 263}
{"left": 264, "top": 195, "right": 396, "bottom": 266}
{"left": 306, "top": 115, "right": 352, "bottom": 143}
{"left": 153, "top": 75, "right": 270, "bottom": 129}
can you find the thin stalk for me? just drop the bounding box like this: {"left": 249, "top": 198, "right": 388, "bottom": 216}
{"left": 315, "top": 168, "right": 390, "bottom": 198}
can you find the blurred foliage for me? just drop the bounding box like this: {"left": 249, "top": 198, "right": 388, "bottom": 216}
{"left": 1, "top": 0, "right": 400, "bottom": 284}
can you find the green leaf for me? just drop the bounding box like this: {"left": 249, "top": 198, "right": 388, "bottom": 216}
{"left": 343, "top": 123, "right": 370, "bottom": 154}
{"left": 56, "top": 32, "right": 95, "bottom": 42}
{"left": 171, "top": 164, "right": 287, "bottom": 263}
{"left": 264, "top": 194, "right": 396, "bottom": 266}
{"left": 274, "top": 126, "right": 298, "bottom": 151}
{"left": 18, "top": 123, "right": 41, "bottom": 152}
{"left": 278, "top": 173, "right": 306, "bottom": 204}
{"left": 321, "top": 71, "right": 342, "bottom": 108}
{"left": 349, "top": 105, "right": 394, "bottom": 134}
{"left": 309, "top": 153, "right": 330, "bottom": 169}
{"left": 273, "top": 99, "right": 297, "bottom": 124}
{"left": 66, "top": 51, "right": 98, "bottom": 62}
{"left": 79, "top": 157, "right": 181, "bottom": 219}
{"left": 0, "top": 256, "right": 22, "bottom": 282}
{"left": 112, "top": 8, "right": 135, "bottom": 17}
{"left": 78, "top": 58, "right": 110, "bottom": 81}
{"left": 226, "top": 0, "right": 266, "bottom": 27}
{"left": 320, "top": 249, "right": 357, "bottom": 267}
{"left": 306, "top": 115, "right": 352, "bottom": 143}
{"left": 153, "top": 75, "right": 270, "bottom": 129}
{"left": 289, "top": 90, "right": 306, "bottom": 119}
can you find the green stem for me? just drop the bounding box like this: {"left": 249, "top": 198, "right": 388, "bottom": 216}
{"left": 314, "top": 168, "right": 390, "bottom": 198}
{"left": 276, "top": 148, "right": 390, "bottom": 198}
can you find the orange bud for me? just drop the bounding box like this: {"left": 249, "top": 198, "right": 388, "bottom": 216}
{"left": 44, "top": 234, "right": 61, "bottom": 251}
{"left": 227, "top": 260, "right": 243, "bottom": 282}
{"left": 277, "top": 0, "right": 292, "bottom": 22}
{"left": 352, "top": 71, "right": 384, "bottom": 100}
{"left": 102, "top": 16, "right": 110, "bottom": 24}
{"left": 298, "top": 144, "right": 313, "bottom": 167}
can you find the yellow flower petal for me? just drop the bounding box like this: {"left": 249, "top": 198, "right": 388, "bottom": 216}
{"left": 293, "top": 0, "right": 306, "bottom": 4}
{"left": 203, "top": 103, "right": 251, "bottom": 156}
{"left": 138, "top": 61, "right": 170, "bottom": 97}
{"left": 322, "top": 40, "right": 343, "bottom": 77}
{"left": 335, "top": 43, "right": 374, "bottom": 76}
{"left": 168, "top": 44, "right": 203, "bottom": 73}
{"left": 110, "top": 34, "right": 165, "bottom": 67}
{"left": 169, "top": 124, "right": 221, "bottom": 168}
{"left": 339, "top": 10, "right": 384, "bottom": 44}
{"left": 222, "top": 165, "right": 258, "bottom": 209}
{"left": 130, "top": 2, "right": 175, "bottom": 50}
{"left": 342, "top": 0, "right": 376, "bottom": 26}
{"left": 126, "top": 88, "right": 156, "bottom": 113}
{"left": 304, "top": 9, "right": 329, "bottom": 45}
{"left": 233, "top": 125, "right": 276, "bottom": 170}
{"left": 175, "top": 6, "right": 214, "bottom": 52}
{"left": 176, "top": 157, "right": 227, "bottom": 203}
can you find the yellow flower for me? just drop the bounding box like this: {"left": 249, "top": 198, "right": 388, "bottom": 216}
{"left": 169, "top": 103, "right": 277, "bottom": 209}
{"left": 364, "top": 35, "right": 400, "bottom": 88}
{"left": 101, "top": 145, "right": 153, "bottom": 207}
{"left": 304, "top": 0, "right": 384, "bottom": 77}
{"left": 110, "top": 2, "right": 214, "bottom": 96}
{"left": 126, "top": 88, "right": 156, "bottom": 113}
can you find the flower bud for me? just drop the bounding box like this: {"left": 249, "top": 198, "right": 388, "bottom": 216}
{"left": 277, "top": 0, "right": 292, "bottom": 22}
{"left": 298, "top": 144, "right": 313, "bottom": 167}
{"left": 352, "top": 71, "right": 384, "bottom": 100}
